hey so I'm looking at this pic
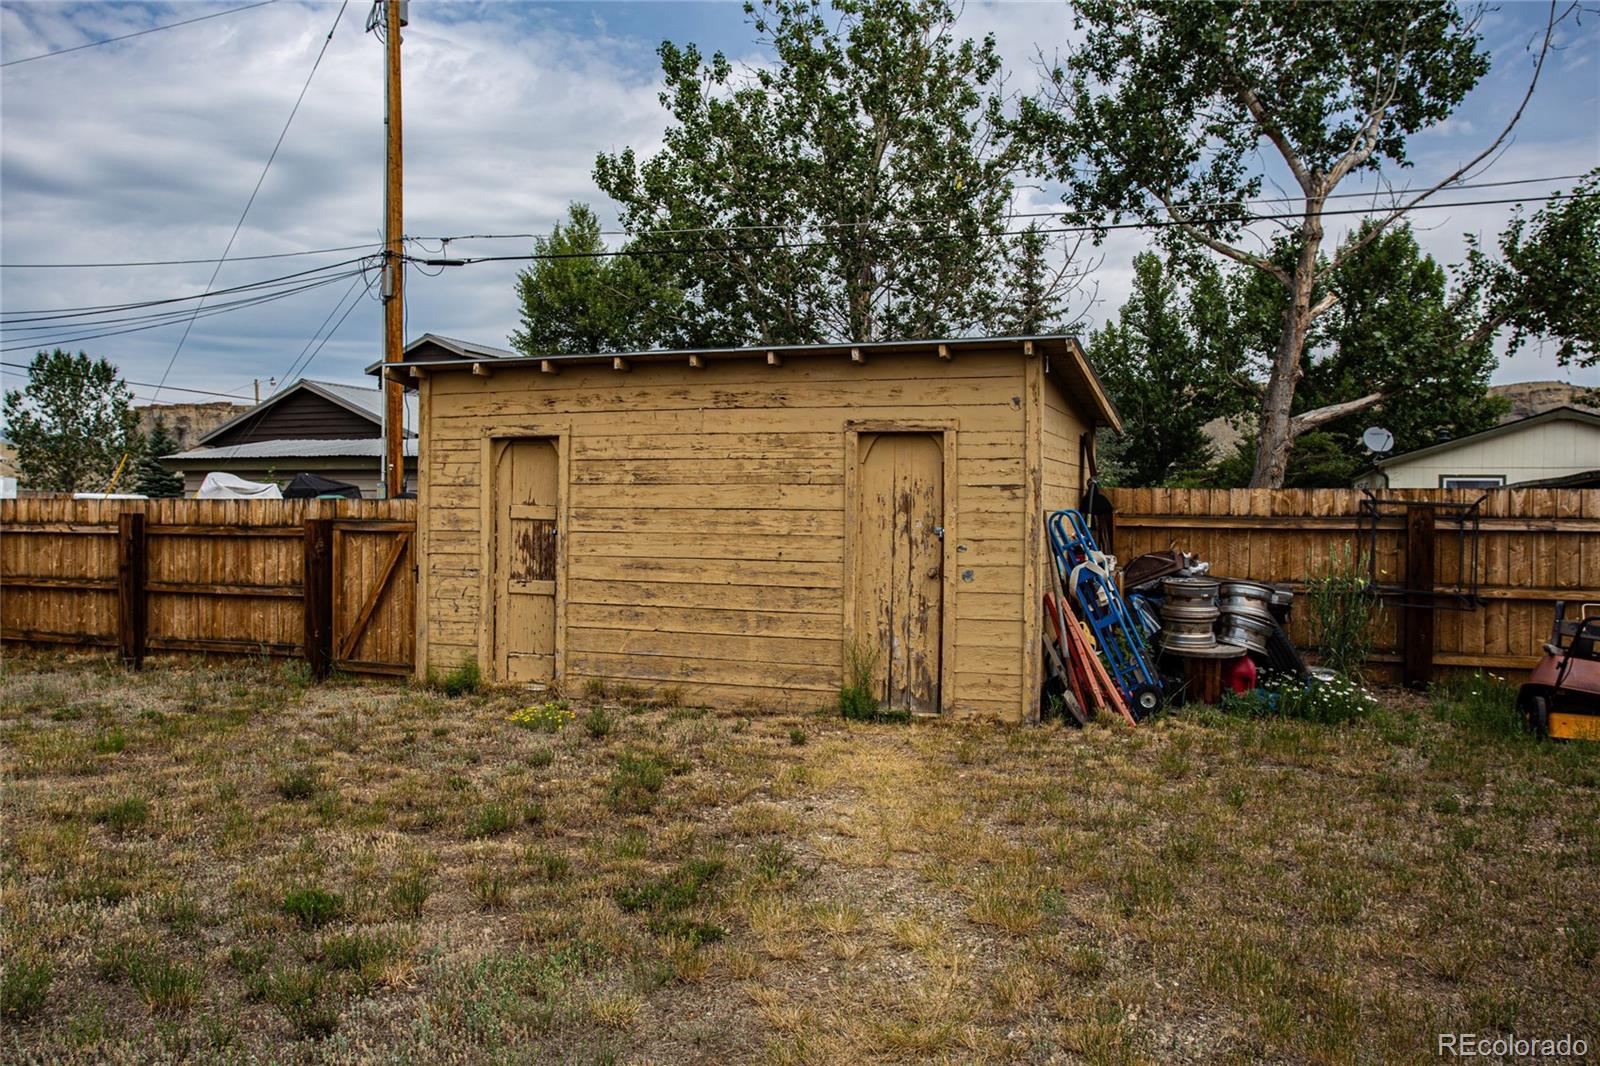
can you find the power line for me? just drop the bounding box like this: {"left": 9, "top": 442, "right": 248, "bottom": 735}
{"left": 0, "top": 269, "right": 371, "bottom": 336}
{"left": 0, "top": 360, "right": 254, "bottom": 401}
{"left": 1, "top": 257, "right": 374, "bottom": 322}
{"left": 415, "top": 174, "right": 1595, "bottom": 245}
{"left": 152, "top": 0, "right": 350, "bottom": 402}
{"left": 412, "top": 192, "right": 1582, "bottom": 267}
{"left": 2, "top": 1, "right": 280, "bottom": 69}
{"left": 0, "top": 242, "right": 381, "bottom": 270}
{"left": 1, "top": 270, "right": 362, "bottom": 354}
{"left": 275, "top": 269, "right": 375, "bottom": 386}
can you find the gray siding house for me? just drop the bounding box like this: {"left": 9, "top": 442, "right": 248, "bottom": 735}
{"left": 163, "top": 379, "right": 418, "bottom": 497}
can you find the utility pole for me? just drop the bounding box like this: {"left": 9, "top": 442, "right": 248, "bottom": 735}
{"left": 380, "top": 0, "right": 406, "bottom": 497}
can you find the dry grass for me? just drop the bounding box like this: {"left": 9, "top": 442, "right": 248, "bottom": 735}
{"left": 2, "top": 650, "right": 1597, "bottom": 1064}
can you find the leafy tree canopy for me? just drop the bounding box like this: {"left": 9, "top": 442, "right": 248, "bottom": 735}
{"left": 134, "top": 416, "right": 186, "bottom": 498}
{"left": 1090, "top": 251, "right": 1253, "bottom": 486}
{"left": 3, "top": 350, "right": 143, "bottom": 492}
{"left": 1019, "top": 0, "right": 1518, "bottom": 486}
{"left": 1454, "top": 168, "right": 1600, "bottom": 369}
{"left": 595, "top": 0, "right": 1083, "bottom": 346}
{"left": 1110, "top": 223, "right": 1507, "bottom": 488}
{"left": 510, "top": 203, "right": 682, "bottom": 355}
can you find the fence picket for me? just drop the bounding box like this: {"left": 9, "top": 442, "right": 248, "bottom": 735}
{"left": 2, "top": 498, "right": 417, "bottom": 674}
{"left": 1107, "top": 487, "right": 1599, "bottom": 680}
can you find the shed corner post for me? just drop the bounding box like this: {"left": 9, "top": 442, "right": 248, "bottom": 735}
{"left": 116, "top": 511, "right": 147, "bottom": 669}
{"left": 1021, "top": 353, "right": 1045, "bottom": 723}
{"left": 303, "top": 517, "right": 334, "bottom": 680}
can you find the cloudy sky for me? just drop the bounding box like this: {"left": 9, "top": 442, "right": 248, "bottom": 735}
{"left": 2, "top": 0, "right": 1597, "bottom": 415}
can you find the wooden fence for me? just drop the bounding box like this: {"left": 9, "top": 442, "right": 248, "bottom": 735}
{"left": 1107, "top": 488, "right": 1600, "bottom": 683}
{"left": 6, "top": 489, "right": 1595, "bottom": 686}
{"left": 1, "top": 498, "right": 416, "bottom": 675}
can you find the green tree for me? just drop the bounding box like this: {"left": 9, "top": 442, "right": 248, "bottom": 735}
{"left": 1021, "top": 0, "right": 1566, "bottom": 486}
{"left": 134, "top": 416, "right": 185, "bottom": 498}
{"left": 2, "top": 350, "right": 143, "bottom": 492}
{"left": 595, "top": 0, "right": 1080, "bottom": 346}
{"left": 1295, "top": 222, "right": 1504, "bottom": 475}
{"left": 1453, "top": 168, "right": 1600, "bottom": 369}
{"left": 1090, "top": 252, "right": 1253, "bottom": 486}
{"left": 1206, "top": 222, "right": 1505, "bottom": 486}
{"left": 510, "top": 203, "right": 681, "bottom": 354}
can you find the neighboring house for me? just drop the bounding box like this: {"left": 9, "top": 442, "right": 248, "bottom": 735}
{"left": 163, "top": 379, "right": 418, "bottom": 497}
{"left": 1355, "top": 407, "right": 1600, "bottom": 489}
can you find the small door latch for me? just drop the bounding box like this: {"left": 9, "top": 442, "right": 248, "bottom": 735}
{"left": 933, "top": 526, "right": 945, "bottom": 540}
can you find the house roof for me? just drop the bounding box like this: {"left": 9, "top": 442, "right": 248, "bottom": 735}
{"left": 196, "top": 378, "right": 418, "bottom": 446}
{"left": 366, "top": 334, "right": 1123, "bottom": 432}
{"left": 1374, "top": 406, "right": 1600, "bottom": 469}
{"left": 166, "top": 438, "right": 419, "bottom": 462}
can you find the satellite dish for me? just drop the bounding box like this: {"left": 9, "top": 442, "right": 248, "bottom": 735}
{"left": 1362, "top": 426, "right": 1395, "bottom": 454}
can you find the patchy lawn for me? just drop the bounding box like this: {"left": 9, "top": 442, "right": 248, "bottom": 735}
{"left": 1, "top": 653, "right": 1596, "bottom": 1064}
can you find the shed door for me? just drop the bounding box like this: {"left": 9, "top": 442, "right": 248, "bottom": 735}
{"left": 493, "top": 438, "right": 559, "bottom": 682}
{"left": 854, "top": 432, "right": 944, "bottom": 713}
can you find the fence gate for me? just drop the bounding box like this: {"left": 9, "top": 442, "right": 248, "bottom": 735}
{"left": 331, "top": 520, "right": 415, "bottom": 675}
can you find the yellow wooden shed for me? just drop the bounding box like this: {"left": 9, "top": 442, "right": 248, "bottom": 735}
{"left": 383, "top": 334, "right": 1120, "bottom": 721}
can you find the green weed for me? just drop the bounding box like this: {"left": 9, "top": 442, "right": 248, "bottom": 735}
{"left": 92, "top": 796, "right": 149, "bottom": 833}
{"left": 606, "top": 750, "right": 670, "bottom": 813}
{"left": 468, "top": 803, "right": 515, "bottom": 839}
{"left": 282, "top": 888, "right": 345, "bottom": 929}
{"left": 1, "top": 956, "right": 51, "bottom": 1020}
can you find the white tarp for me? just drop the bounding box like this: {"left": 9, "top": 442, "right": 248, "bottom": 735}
{"left": 196, "top": 472, "right": 282, "bottom": 499}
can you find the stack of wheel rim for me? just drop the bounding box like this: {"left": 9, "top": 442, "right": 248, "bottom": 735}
{"left": 1217, "top": 580, "right": 1275, "bottom": 653}
{"left": 1160, "top": 577, "right": 1221, "bottom": 651}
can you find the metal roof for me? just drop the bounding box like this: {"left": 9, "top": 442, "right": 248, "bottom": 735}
{"left": 166, "top": 438, "right": 418, "bottom": 462}
{"left": 366, "top": 334, "right": 1122, "bottom": 431}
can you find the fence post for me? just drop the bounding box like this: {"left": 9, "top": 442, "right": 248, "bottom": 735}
{"left": 117, "top": 511, "right": 147, "bottom": 669}
{"left": 1402, "top": 505, "right": 1436, "bottom": 690}
{"left": 303, "top": 518, "right": 334, "bottom": 680}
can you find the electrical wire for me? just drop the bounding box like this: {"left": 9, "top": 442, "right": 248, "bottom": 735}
{"left": 0, "top": 242, "right": 381, "bottom": 270}
{"left": 1, "top": 270, "right": 362, "bottom": 354}
{"left": 275, "top": 266, "right": 377, "bottom": 386}
{"left": 0, "top": 257, "right": 375, "bottom": 322}
{"left": 1, "top": 1, "right": 280, "bottom": 69}
{"left": 414, "top": 174, "right": 1595, "bottom": 245}
{"left": 0, "top": 271, "right": 370, "bottom": 340}
{"left": 410, "top": 193, "right": 1583, "bottom": 267}
{"left": 0, "top": 360, "right": 255, "bottom": 401}
{"left": 150, "top": 0, "right": 350, "bottom": 401}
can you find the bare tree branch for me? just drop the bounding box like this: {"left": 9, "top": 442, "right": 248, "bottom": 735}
{"left": 1229, "top": 81, "right": 1315, "bottom": 194}
{"left": 1317, "top": 0, "right": 1571, "bottom": 281}
{"left": 1289, "top": 390, "right": 1392, "bottom": 435}
{"left": 1151, "top": 189, "right": 1291, "bottom": 284}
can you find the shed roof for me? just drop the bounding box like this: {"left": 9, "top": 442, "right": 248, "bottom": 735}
{"left": 1373, "top": 406, "right": 1600, "bottom": 469}
{"left": 368, "top": 334, "right": 1122, "bottom": 431}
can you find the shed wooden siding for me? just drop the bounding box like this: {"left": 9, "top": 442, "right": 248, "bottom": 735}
{"left": 418, "top": 350, "right": 1064, "bottom": 718}
{"left": 1031, "top": 370, "right": 1092, "bottom": 710}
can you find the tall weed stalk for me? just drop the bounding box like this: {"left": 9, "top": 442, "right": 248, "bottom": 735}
{"left": 1306, "top": 544, "right": 1380, "bottom": 680}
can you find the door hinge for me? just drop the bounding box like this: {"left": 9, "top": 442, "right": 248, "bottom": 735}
{"left": 933, "top": 526, "right": 945, "bottom": 540}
